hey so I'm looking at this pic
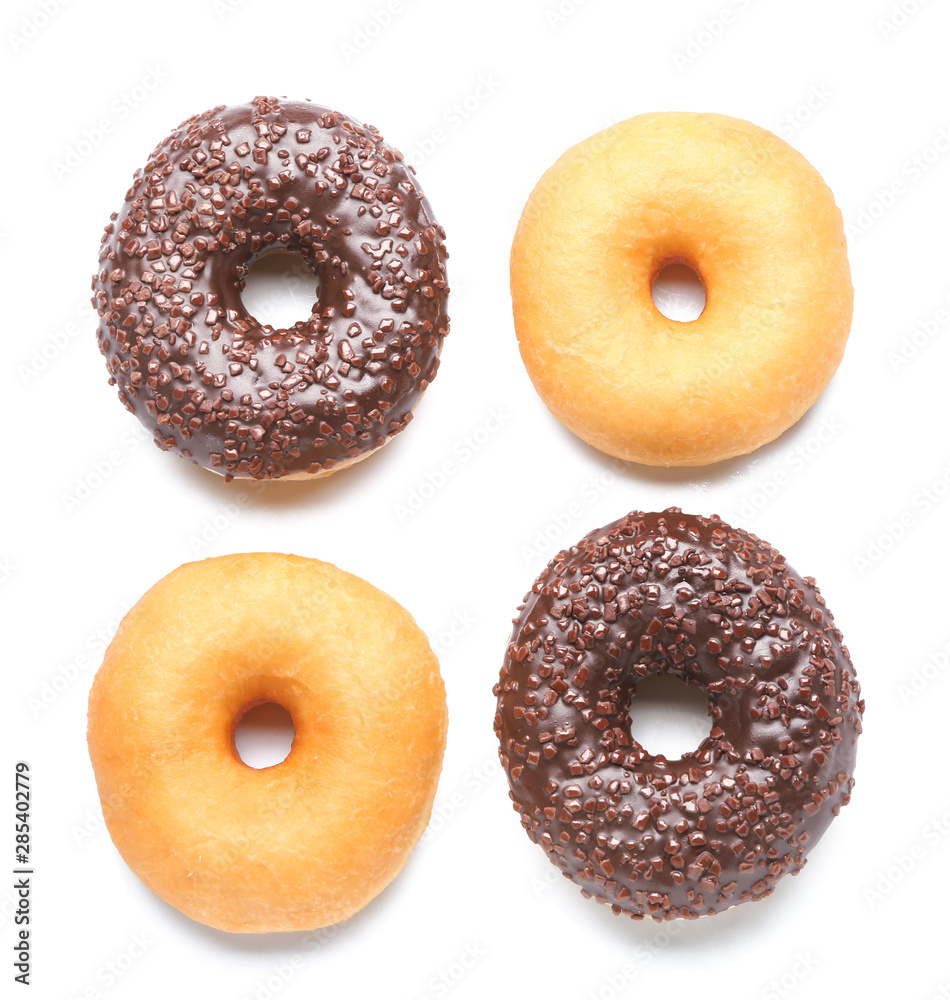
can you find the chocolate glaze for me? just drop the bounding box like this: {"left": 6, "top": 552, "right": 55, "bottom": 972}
{"left": 494, "top": 509, "right": 863, "bottom": 920}
{"left": 92, "top": 97, "right": 449, "bottom": 480}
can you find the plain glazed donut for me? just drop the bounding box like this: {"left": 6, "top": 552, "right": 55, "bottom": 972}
{"left": 494, "top": 509, "right": 863, "bottom": 920}
{"left": 92, "top": 96, "right": 449, "bottom": 481}
{"left": 87, "top": 553, "right": 447, "bottom": 933}
{"left": 510, "top": 112, "right": 852, "bottom": 466}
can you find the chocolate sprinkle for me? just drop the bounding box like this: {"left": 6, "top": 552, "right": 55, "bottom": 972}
{"left": 92, "top": 97, "right": 449, "bottom": 480}
{"left": 494, "top": 509, "right": 864, "bottom": 920}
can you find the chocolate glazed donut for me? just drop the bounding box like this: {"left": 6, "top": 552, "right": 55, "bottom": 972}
{"left": 494, "top": 509, "right": 863, "bottom": 920}
{"left": 92, "top": 96, "right": 449, "bottom": 480}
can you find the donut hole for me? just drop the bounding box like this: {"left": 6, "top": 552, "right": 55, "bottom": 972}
{"left": 650, "top": 260, "right": 706, "bottom": 322}
{"left": 232, "top": 701, "right": 296, "bottom": 769}
{"left": 626, "top": 674, "right": 710, "bottom": 760}
{"left": 240, "top": 250, "right": 321, "bottom": 331}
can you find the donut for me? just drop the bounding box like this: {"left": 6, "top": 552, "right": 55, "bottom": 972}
{"left": 494, "top": 509, "right": 863, "bottom": 920}
{"left": 87, "top": 553, "right": 447, "bottom": 933}
{"left": 510, "top": 112, "right": 852, "bottom": 466}
{"left": 92, "top": 96, "right": 449, "bottom": 481}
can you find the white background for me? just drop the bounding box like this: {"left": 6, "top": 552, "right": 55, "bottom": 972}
{"left": 4, "top": 0, "right": 948, "bottom": 997}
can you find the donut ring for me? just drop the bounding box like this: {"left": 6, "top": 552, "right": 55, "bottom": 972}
{"left": 494, "top": 509, "right": 863, "bottom": 920}
{"left": 92, "top": 96, "right": 449, "bottom": 481}
{"left": 87, "top": 553, "right": 447, "bottom": 933}
{"left": 510, "top": 112, "right": 852, "bottom": 466}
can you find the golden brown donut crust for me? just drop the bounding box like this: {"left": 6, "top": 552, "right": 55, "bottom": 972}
{"left": 87, "top": 553, "right": 447, "bottom": 933}
{"left": 511, "top": 112, "right": 853, "bottom": 466}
